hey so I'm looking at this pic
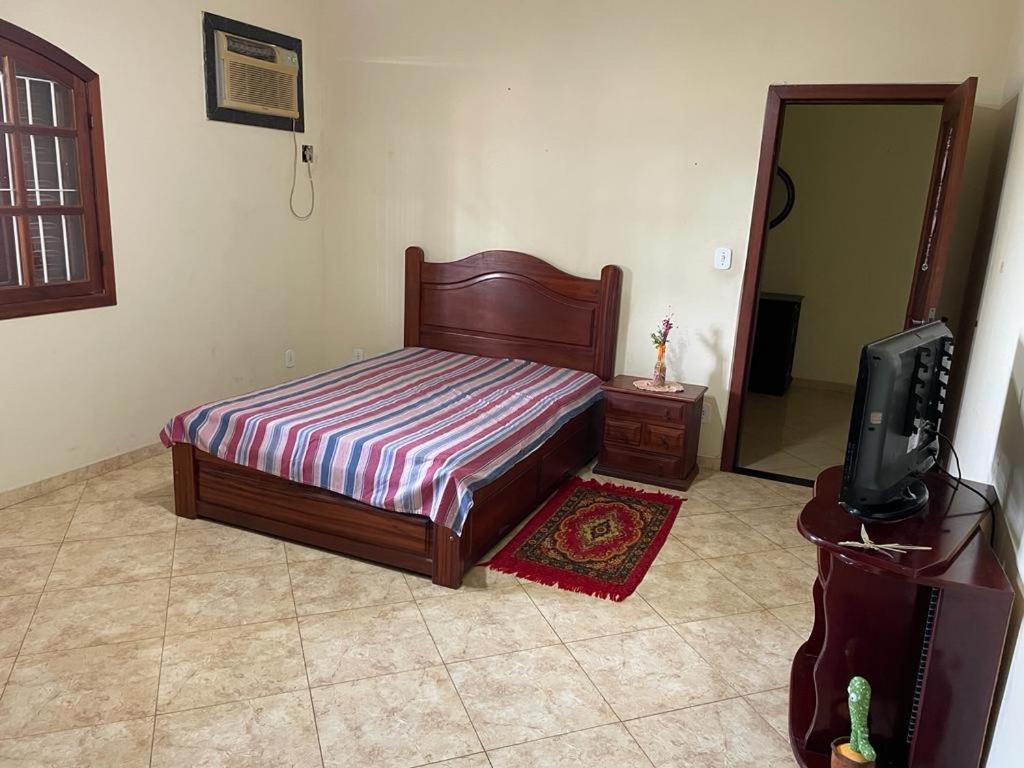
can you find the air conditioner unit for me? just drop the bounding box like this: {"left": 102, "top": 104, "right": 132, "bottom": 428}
{"left": 214, "top": 30, "right": 299, "bottom": 119}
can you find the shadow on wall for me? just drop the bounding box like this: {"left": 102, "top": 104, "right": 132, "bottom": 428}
{"left": 987, "top": 335, "right": 1024, "bottom": 756}
{"left": 946, "top": 97, "right": 1020, "bottom": 439}
{"left": 696, "top": 326, "right": 728, "bottom": 449}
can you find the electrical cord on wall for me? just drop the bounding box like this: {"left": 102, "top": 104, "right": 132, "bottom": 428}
{"left": 290, "top": 119, "right": 315, "bottom": 220}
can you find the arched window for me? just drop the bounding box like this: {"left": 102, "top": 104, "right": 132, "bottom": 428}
{"left": 0, "top": 21, "right": 114, "bottom": 320}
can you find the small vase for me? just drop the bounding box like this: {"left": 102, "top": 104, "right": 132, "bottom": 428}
{"left": 830, "top": 739, "right": 876, "bottom": 768}
{"left": 653, "top": 344, "right": 667, "bottom": 387}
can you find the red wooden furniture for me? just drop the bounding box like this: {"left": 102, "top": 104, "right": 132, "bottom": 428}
{"left": 171, "top": 247, "right": 622, "bottom": 589}
{"left": 593, "top": 375, "right": 705, "bottom": 490}
{"left": 791, "top": 466, "right": 1012, "bottom": 768}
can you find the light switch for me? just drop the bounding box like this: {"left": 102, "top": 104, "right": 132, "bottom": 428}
{"left": 714, "top": 247, "right": 732, "bottom": 270}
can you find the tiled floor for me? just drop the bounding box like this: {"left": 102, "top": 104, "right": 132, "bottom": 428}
{"left": 0, "top": 452, "right": 816, "bottom": 767}
{"left": 738, "top": 385, "right": 854, "bottom": 481}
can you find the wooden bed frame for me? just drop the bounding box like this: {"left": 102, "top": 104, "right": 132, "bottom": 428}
{"left": 171, "top": 247, "right": 622, "bottom": 588}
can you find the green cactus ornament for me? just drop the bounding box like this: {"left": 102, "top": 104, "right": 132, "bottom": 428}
{"left": 848, "top": 676, "right": 876, "bottom": 762}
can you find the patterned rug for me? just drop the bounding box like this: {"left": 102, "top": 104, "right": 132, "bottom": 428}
{"left": 487, "top": 477, "right": 682, "bottom": 601}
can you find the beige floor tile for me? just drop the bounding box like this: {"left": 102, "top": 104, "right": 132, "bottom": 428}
{"left": 79, "top": 462, "right": 174, "bottom": 504}
{"left": 289, "top": 556, "right": 411, "bottom": 615}
{"left": 567, "top": 626, "right": 736, "bottom": 719}
{"left": 65, "top": 497, "right": 176, "bottom": 541}
{"left": 675, "top": 611, "right": 802, "bottom": 694}
{"left": 652, "top": 533, "right": 700, "bottom": 565}
{"left": 406, "top": 566, "right": 520, "bottom": 601}
{"left": 0, "top": 504, "right": 75, "bottom": 547}
{"left": 426, "top": 756, "right": 490, "bottom": 768}
{"left": 166, "top": 564, "right": 294, "bottom": 634}
{"left": 4, "top": 483, "right": 84, "bottom": 510}
{"left": 705, "top": 549, "right": 816, "bottom": 608}
{"left": 152, "top": 690, "right": 322, "bottom": 768}
{"left": 312, "top": 666, "right": 480, "bottom": 768}
{"left": 47, "top": 533, "right": 174, "bottom": 590}
{"left": 0, "top": 718, "right": 154, "bottom": 768}
{"left": 0, "top": 544, "right": 58, "bottom": 597}
{"left": 487, "top": 723, "right": 652, "bottom": 768}
{"left": 22, "top": 579, "right": 168, "bottom": 654}
{"left": 284, "top": 541, "right": 334, "bottom": 563}
{"left": 0, "top": 638, "right": 162, "bottom": 738}
{"left": 521, "top": 582, "right": 665, "bottom": 643}
{"left": 674, "top": 491, "right": 726, "bottom": 517}
{"left": 418, "top": 586, "right": 559, "bottom": 662}
{"left": 745, "top": 687, "right": 790, "bottom": 739}
{"left": 733, "top": 505, "right": 807, "bottom": 549}
{"left": 765, "top": 481, "right": 814, "bottom": 505}
{"left": 636, "top": 561, "right": 760, "bottom": 624}
{"left": 626, "top": 697, "right": 792, "bottom": 767}
{"left": 299, "top": 602, "right": 441, "bottom": 686}
{"left": 671, "top": 512, "right": 778, "bottom": 558}
{"left": 173, "top": 520, "right": 286, "bottom": 576}
{"left": 688, "top": 472, "right": 789, "bottom": 511}
{"left": 0, "top": 656, "right": 13, "bottom": 689}
{"left": 770, "top": 602, "right": 815, "bottom": 638}
{"left": 0, "top": 594, "right": 37, "bottom": 657}
{"left": 448, "top": 645, "right": 616, "bottom": 749}
{"left": 158, "top": 618, "right": 307, "bottom": 713}
{"left": 787, "top": 545, "right": 820, "bottom": 567}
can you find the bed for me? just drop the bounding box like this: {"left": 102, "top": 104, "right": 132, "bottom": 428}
{"left": 166, "top": 247, "right": 622, "bottom": 588}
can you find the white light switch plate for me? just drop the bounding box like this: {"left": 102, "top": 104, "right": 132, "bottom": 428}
{"left": 714, "top": 247, "right": 732, "bottom": 270}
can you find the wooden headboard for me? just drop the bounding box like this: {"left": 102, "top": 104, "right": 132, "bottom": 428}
{"left": 404, "top": 247, "right": 622, "bottom": 380}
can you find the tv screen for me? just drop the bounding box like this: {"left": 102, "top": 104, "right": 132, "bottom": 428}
{"left": 840, "top": 322, "right": 953, "bottom": 521}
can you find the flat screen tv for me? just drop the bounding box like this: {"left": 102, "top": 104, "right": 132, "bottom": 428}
{"left": 840, "top": 322, "right": 953, "bottom": 521}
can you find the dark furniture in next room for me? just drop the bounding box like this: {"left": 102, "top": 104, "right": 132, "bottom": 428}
{"left": 593, "top": 375, "right": 706, "bottom": 490}
{"left": 749, "top": 292, "right": 802, "bottom": 395}
{"left": 790, "top": 466, "right": 1012, "bottom": 768}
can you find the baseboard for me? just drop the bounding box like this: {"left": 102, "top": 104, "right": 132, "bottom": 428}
{"left": 697, "top": 455, "right": 720, "bottom": 470}
{"left": 791, "top": 377, "right": 855, "bottom": 394}
{"left": 0, "top": 442, "right": 166, "bottom": 510}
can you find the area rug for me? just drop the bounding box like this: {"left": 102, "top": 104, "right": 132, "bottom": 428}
{"left": 487, "top": 477, "right": 682, "bottom": 601}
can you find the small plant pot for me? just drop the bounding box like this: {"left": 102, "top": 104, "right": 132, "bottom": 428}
{"left": 831, "top": 738, "right": 876, "bottom": 768}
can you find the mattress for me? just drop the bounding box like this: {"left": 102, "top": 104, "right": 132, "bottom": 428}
{"left": 160, "top": 347, "right": 602, "bottom": 534}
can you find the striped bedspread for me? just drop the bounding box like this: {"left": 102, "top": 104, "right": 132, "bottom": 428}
{"left": 159, "top": 347, "right": 602, "bottom": 535}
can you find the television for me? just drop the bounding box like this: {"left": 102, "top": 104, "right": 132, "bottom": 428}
{"left": 840, "top": 322, "right": 954, "bottom": 521}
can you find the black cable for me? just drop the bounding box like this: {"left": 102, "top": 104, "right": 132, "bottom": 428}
{"left": 935, "top": 432, "right": 996, "bottom": 547}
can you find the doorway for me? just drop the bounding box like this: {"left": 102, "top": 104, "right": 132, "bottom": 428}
{"left": 721, "top": 81, "right": 977, "bottom": 483}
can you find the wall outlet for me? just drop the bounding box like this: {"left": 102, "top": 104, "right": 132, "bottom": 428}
{"left": 701, "top": 402, "right": 710, "bottom": 422}
{"left": 714, "top": 247, "right": 732, "bottom": 270}
{"left": 284, "top": 348, "right": 296, "bottom": 369}
{"left": 353, "top": 348, "right": 365, "bottom": 362}
{"left": 301, "top": 145, "right": 314, "bottom": 163}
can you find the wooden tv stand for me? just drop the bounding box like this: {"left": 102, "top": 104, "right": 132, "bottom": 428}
{"left": 791, "top": 466, "right": 1012, "bottom": 768}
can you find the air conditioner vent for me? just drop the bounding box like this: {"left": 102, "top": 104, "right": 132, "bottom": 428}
{"left": 214, "top": 29, "right": 300, "bottom": 120}
{"left": 224, "top": 60, "right": 297, "bottom": 115}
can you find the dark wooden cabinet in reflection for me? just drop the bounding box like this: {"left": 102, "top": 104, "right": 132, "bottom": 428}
{"left": 790, "top": 466, "right": 1012, "bottom": 768}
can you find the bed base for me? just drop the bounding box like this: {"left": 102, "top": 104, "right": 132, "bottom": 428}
{"left": 172, "top": 403, "right": 600, "bottom": 588}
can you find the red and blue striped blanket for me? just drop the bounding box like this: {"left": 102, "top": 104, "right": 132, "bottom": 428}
{"left": 160, "top": 347, "right": 602, "bottom": 535}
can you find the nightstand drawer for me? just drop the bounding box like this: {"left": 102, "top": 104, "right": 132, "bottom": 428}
{"left": 605, "top": 393, "right": 685, "bottom": 425}
{"left": 605, "top": 417, "right": 642, "bottom": 447}
{"left": 642, "top": 423, "right": 684, "bottom": 454}
{"left": 600, "top": 445, "right": 683, "bottom": 479}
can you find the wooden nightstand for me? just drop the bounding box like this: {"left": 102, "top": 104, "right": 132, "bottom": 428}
{"left": 594, "top": 375, "right": 706, "bottom": 490}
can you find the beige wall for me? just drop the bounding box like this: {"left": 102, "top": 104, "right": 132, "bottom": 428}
{"left": 955, "top": 5, "right": 1024, "bottom": 761}
{"left": 760, "top": 105, "right": 940, "bottom": 386}
{"left": 0, "top": 1, "right": 325, "bottom": 491}
{"left": 319, "top": 0, "right": 1017, "bottom": 459}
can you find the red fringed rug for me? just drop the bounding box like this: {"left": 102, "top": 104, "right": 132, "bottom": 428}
{"left": 487, "top": 477, "right": 682, "bottom": 601}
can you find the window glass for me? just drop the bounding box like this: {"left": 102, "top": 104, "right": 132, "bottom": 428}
{"left": 29, "top": 214, "right": 85, "bottom": 283}
{"left": 15, "top": 62, "right": 74, "bottom": 128}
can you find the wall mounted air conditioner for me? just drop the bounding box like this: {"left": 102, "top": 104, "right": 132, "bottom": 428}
{"left": 203, "top": 13, "right": 304, "bottom": 131}
{"left": 214, "top": 30, "right": 299, "bottom": 119}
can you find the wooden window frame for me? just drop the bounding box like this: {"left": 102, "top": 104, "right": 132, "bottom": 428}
{"left": 0, "top": 20, "right": 114, "bottom": 321}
